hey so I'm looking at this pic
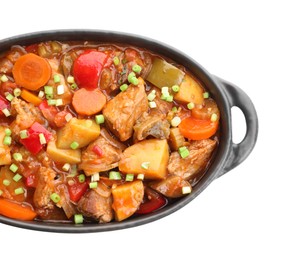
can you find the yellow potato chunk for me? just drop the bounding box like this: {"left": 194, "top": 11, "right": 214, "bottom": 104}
{"left": 56, "top": 118, "right": 100, "bottom": 149}
{"left": 174, "top": 74, "right": 204, "bottom": 105}
{"left": 112, "top": 180, "right": 144, "bottom": 221}
{"left": 119, "top": 139, "right": 169, "bottom": 180}
{"left": 47, "top": 141, "right": 81, "bottom": 164}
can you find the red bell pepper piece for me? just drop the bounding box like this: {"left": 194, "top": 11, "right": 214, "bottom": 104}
{"left": 73, "top": 50, "right": 108, "bottom": 89}
{"left": 68, "top": 176, "right": 89, "bottom": 203}
{"left": 0, "top": 95, "right": 10, "bottom": 116}
{"left": 136, "top": 188, "right": 167, "bottom": 214}
{"left": 39, "top": 100, "right": 59, "bottom": 126}
{"left": 20, "top": 122, "right": 52, "bottom": 154}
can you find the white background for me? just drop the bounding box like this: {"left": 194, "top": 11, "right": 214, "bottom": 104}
{"left": 1, "top": 0, "right": 287, "bottom": 259}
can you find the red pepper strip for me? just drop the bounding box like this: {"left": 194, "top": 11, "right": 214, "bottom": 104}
{"left": 136, "top": 188, "right": 167, "bottom": 214}
{"left": 68, "top": 176, "right": 89, "bottom": 203}
{"left": 92, "top": 145, "right": 104, "bottom": 157}
{"left": 20, "top": 122, "right": 52, "bottom": 155}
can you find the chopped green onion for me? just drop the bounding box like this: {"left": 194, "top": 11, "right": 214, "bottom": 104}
{"left": 182, "top": 186, "right": 192, "bottom": 194}
{"left": 3, "top": 136, "right": 12, "bottom": 146}
{"left": 91, "top": 173, "right": 100, "bottom": 182}
{"left": 149, "top": 101, "right": 157, "bottom": 108}
{"left": 141, "top": 161, "right": 150, "bottom": 170}
{"left": 3, "top": 179, "right": 10, "bottom": 186}
{"left": 46, "top": 94, "right": 53, "bottom": 100}
{"left": 70, "top": 141, "right": 79, "bottom": 150}
{"left": 14, "top": 187, "right": 25, "bottom": 195}
{"left": 171, "top": 106, "right": 178, "bottom": 112}
{"left": 9, "top": 163, "right": 18, "bottom": 173}
{"left": 38, "top": 90, "right": 45, "bottom": 98}
{"left": 137, "top": 173, "right": 144, "bottom": 180}
{"left": 2, "top": 108, "right": 11, "bottom": 117}
{"left": 70, "top": 83, "right": 78, "bottom": 90}
{"left": 129, "top": 76, "right": 139, "bottom": 86}
{"left": 128, "top": 72, "right": 136, "bottom": 82}
{"left": 132, "top": 64, "right": 142, "bottom": 73}
{"left": 39, "top": 133, "right": 46, "bottom": 145}
{"left": 53, "top": 74, "right": 61, "bottom": 83}
{"left": 161, "top": 86, "right": 169, "bottom": 94}
{"left": 78, "top": 174, "right": 86, "bottom": 183}
{"left": 13, "top": 88, "right": 21, "bottom": 97}
{"left": 56, "top": 99, "right": 63, "bottom": 106}
{"left": 187, "top": 102, "right": 195, "bottom": 110}
{"left": 62, "top": 163, "right": 71, "bottom": 172}
{"left": 171, "top": 116, "right": 181, "bottom": 127}
{"left": 13, "top": 173, "right": 22, "bottom": 182}
{"left": 67, "top": 75, "right": 75, "bottom": 84}
{"left": 166, "top": 95, "right": 174, "bottom": 102}
{"left": 120, "top": 83, "right": 128, "bottom": 92}
{"left": 0, "top": 74, "right": 8, "bottom": 82}
{"left": 109, "top": 171, "right": 121, "bottom": 180}
{"left": 172, "top": 85, "right": 180, "bottom": 92}
{"left": 125, "top": 174, "right": 134, "bottom": 182}
{"left": 0, "top": 190, "right": 3, "bottom": 196}
{"left": 211, "top": 113, "right": 218, "bottom": 122}
{"left": 89, "top": 182, "right": 98, "bottom": 189}
{"left": 44, "top": 86, "right": 53, "bottom": 95}
{"left": 5, "top": 93, "right": 14, "bottom": 102}
{"left": 13, "top": 153, "right": 23, "bottom": 162}
{"left": 50, "top": 193, "right": 61, "bottom": 203}
{"left": 160, "top": 93, "right": 169, "bottom": 100}
{"left": 147, "top": 91, "right": 156, "bottom": 101}
{"left": 57, "top": 84, "right": 65, "bottom": 95}
{"left": 74, "top": 214, "right": 84, "bottom": 224}
{"left": 178, "top": 146, "right": 190, "bottom": 159}
{"left": 19, "top": 130, "right": 28, "bottom": 139}
{"left": 95, "top": 114, "right": 105, "bottom": 124}
{"left": 47, "top": 99, "right": 57, "bottom": 105}
{"left": 203, "top": 92, "right": 209, "bottom": 99}
{"left": 113, "top": 56, "right": 120, "bottom": 66}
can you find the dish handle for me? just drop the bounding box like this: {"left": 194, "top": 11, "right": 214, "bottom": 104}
{"left": 216, "top": 77, "right": 258, "bottom": 177}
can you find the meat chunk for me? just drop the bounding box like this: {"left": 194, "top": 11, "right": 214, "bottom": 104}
{"left": 33, "top": 167, "right": 56, "bottom": 210}
{"left": 168, "top": 139, "right": 217, "bottom": 181}
{"left": 152, "top": 87, "right": 173, "bottom": 115}
{"left": 77, "top": 183, "right": 113, "bottom": 223}
{"left": 10, "top": 98, "right": 44, "bottom": 134}
{"left": 79, "top": 133, "right": 123, "bottom": 176}
{"left": 102, "top": 77, "right": 148, "bottom": 141}
{"left": 133, "top": 111, "right": 170, "bottom": 141}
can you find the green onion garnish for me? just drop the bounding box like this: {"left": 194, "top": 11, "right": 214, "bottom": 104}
{"left": 187, "top": 102, "right": 195, "bottom": 110}
{"left": 125, "top": 174, "right": 134, "bottom": 182}
{"left": 171, "top": 106, "right": 178, "bottom": 112}
{"left": 166, "top": 95, "right": 174, "bottom": 102}
{"left": 128, "top": 72, "right": 136, "bottom": 82}
{"left": 44, "top": 86, "right": 53, "bottom": 95}
{"left": 120, "top": 83, "right": 128, "bottom": 92}
{"left": 147, "top": 91, "right": 156, "bottom": 101}
{"left": 78, "top": 174, "right": 86, "bottom": 183}
{"left": 14, "top": 187, "right": 25, "bottom": 195}
{"left": 141, "top": 162, "right": 150, "bottom": 170}
{"left": 3, "top": 179, "right": 10, "bottom": 186}
{"left": 74, "top": 214, "right": 84, "bottom": 224}
{"left": 211, "top": 113, "right": 218, "bottom": 122}
{"left": 39, "top": 133, "right": 46, "bottom": 145}
{"left": 132, "top": 64, "right": 142, "bottom": 73}
{"left": 89, "top": 182, "right": 98, "bottom": 189}
{"left": 1, "top": 108, "right": 11, "bottom": 117}
{"left": 13, "top": 88, "right": 22, "bottom": 97}
{"left": 5, "top": 129, "right": 11, "bottom": 136}
{"left": 3, "top": 136, "right": 11, "bottom": 146}
{"left": 172, "top": 85, "right": 180, "bottom": 92}
{"left": 19, "top": 130, "right": 28, "bottom": 139}
{"left": 203, "top": 92, "right": 209, "bottom": 99}
{"left": 130, "top": 76, "right": 139, "bottom": 86}
{"left": 0, "top": 190, "right": 3, "bottom": 196}
{"left": 95, "top": 114, "right": 105, "bottom": 124}
{"left": 13, "top": 173, "right": 22, "bottom": 182}
{"left": 113, "top": 56, "right": 120, "bottom": 66}
{"left": 109, "top": 171, "right": 121, "bottom": 180}
{"left": 0, "top": 74, "right": 8, "bottom": 82}
{"left": 9, "top": 163, "right": 18, "bottom": 173}
{"left": 70, "top": 141, "right": 79, "bottom": 150}
{"left": 178, "top": 146, "right": 190, "bottom": 159}
{"left": 50, "top": 193, "right": 61, "bottom": 203}
{"left": 137, "top": 173, "right": 144, "bottom": 180}
{"left": 47, "top": 99, "right": 57, "bottom": 106}
{"left": 53, "top": 74, "right": 61, "bottom": 83}
{"left": 70, "top": 83, "right": 78, "bottom": 90}
{"left": 13, "top": 153, "right": 23, "bottom": 162}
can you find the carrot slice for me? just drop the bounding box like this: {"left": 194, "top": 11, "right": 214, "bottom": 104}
{"left": 0, "top": 198, "right": 37, "bottom": 221}
{"left": 20, "top": 89, "right": 42, "bottom": 106}
{"left": 179, "top": 116, "right": 219, "bottom": 140}
{"left": 72, "top": 88, "right": 106, "bottom": 116}
{"left": 12, "top": 53, "right": 51, "bottom": 90}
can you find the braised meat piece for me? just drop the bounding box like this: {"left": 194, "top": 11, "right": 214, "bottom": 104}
{"left": 102, "top": 78, "right": 148, "bottom": 141}
{"left": 77, "top": 183, "right": 113, "bottom": 223}
{"left": 168, "top": 139, "right": 217, "bottom": 181}
{"left": 133, "top": 111, "right": 170, "bottom": 141}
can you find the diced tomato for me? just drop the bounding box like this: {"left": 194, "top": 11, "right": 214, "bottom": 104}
{"left": 54, "top": 110, "right": 69, "bottom": 127}
{"left": 0, "top": 95, "right": 10, "bottom": 116}
{"left": 39, "top": 100, "right": 59, "bottom": 126}
{"left": 25, "top": 174, "right": 38, "bottom": 188}
{"left": 20, "top": 122, "right": 52, "bottom": 154}
{"left": 68, "top": 176, "right": 89, "bottom": 202}
{"left": 73, "top": 50, "right": 108, "bottom": 89}
{"left": 136, "top": 188, "right": 167, "bottom": 214}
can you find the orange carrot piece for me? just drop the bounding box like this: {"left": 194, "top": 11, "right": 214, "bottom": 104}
{"left": 0, "top": 198, "right": 37, "bottom": 221}
{"left": 72, "top": 88, "right": 106, "bottom": 116}
{"left": 20, "top": 89, "right": 42, "bottom": 106}
{"left": 12, "top": 53, "right": 51, "bottom": 90}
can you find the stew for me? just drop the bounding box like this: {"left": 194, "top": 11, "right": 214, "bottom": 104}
{"left": 0, "top": 41, "right": 220, "bottom": 224}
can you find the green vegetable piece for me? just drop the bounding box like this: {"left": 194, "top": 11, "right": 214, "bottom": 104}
{"left": 146, "top": 58, "right": 185, "bottom": 88}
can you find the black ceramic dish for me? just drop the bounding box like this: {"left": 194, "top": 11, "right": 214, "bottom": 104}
{"left": 0, "top": 30, "right": 258, "bottom": 233}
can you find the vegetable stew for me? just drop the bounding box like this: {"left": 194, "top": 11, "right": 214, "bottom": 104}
{"left": 0, "top": 41, "right": 220, "bottom": 224}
